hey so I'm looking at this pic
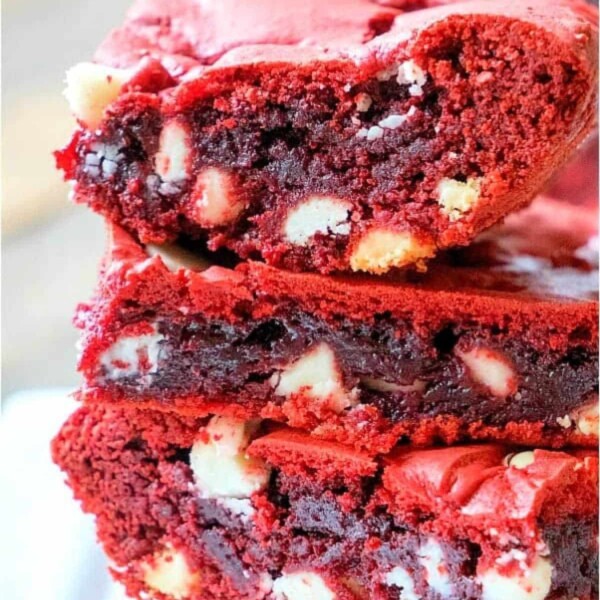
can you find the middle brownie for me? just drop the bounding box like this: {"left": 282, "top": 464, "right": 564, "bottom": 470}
{"left": 76, "top": 196, "right": 598, "bottom": 453}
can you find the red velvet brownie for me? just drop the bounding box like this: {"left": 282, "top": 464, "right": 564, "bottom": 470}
{"left": 55, "top": 0, "right": 598, "bottom": 273}
{"left": 52, "top": 404, "right": 599, "bottom": 600}
{"left": 75, "top": 195, "right": 599, "bottom": 452}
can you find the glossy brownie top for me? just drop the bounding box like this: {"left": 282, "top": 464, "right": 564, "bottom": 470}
{"left": 94, "top": 0, "right": 597, "bottom": 76}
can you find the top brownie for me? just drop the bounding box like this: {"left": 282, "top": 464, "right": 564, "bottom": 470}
{"left": 56, "top": 0, "right": 598, "bottom": 274}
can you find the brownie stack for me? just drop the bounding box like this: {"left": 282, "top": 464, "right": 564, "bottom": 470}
{"left": 52, "top": 1, "right": 599, "bottom": 599}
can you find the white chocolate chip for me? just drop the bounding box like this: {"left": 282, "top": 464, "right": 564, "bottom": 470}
{"left": 437, "top": 178, "right": 482, "bottom": 222}
{"left": 216, "top": 497, "right": 255, "bottom": 522}
{"left": 396, "top": 60, "right": 428, "bottom": 96}
{"left": 378, "top": 115, "right": 406, "bottom": 129}
{"left": 284, "top": 196, "right": 352, "bottom": 246}
{"left": 271, "top": 343, "right": 356, "bottom": 413}
{"left": 418, "top": 539, "right": 453, "bottom": 598}
{"left": 378, "top": 106, "right": 417, "bottom": 130}
{"left": 191, "top": 168, "right": 243, "bottom": 226}
{"left": 350, "top": 229, "right": 435, "bottom": 274}
{"left": 574, "top": 402, "right": 599, "bottom": 436}
{"left": 64, "top": 62, "right": 130, "bottom": 129}
{"left": 355, "top": 93, "right": 373, "bottom": 112}
{"left": 190, "top": 416, "right": 270, "bottom": 499}
{"left": 259, "top": 573, "right": 275, "bottom": 596}
{"left": 505, "top": 451, "right": 535, "bottom": 470}
{"left": 361, "top": 377, "right": 425, "bottom": 394}
{"left": 99, "top": 325, "right": 165, "bottom": 380}
{"left": 458, "top": 347, "right": 517, "bottom": 398}
{"left": 496, "top": 549, "right": 529, "bottom": 570}
{"left": 357, "top": 125, "right": 385, "bottom": 141}
{"left": 146, "top": 243, "right": 210, "bottom": 273}
{"left": 384, "top": 566, "right": 420, "bottom": 600}
{"left": 478, "top": 555, "right": 552, "bottom": 600}
{"left": 85, "top": 141, "right": 124, "bottom": 177}
{"left": 272, "top": 571, "right": 336, "bottom": 600}
{"left": 141, "top": 545, "right": 198, "bottom": 600}
{"left": 555, "top": 415, "right": 573, "bottom": 429}
{"left": 155, "top": 121, "right": 191, "bottom": 182}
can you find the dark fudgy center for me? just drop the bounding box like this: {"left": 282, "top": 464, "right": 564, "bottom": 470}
{"left": 97, "top": 308, "right": 597, "bottom": 430}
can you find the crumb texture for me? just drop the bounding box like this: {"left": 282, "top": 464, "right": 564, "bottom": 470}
{"left": 55, "top": 0, "right": 598, "bottom": 273}
{"left": 52, "top": 405, "right": 599, "bottom": 600}
{"left": 76, "top": 197, "right": 598, "bottom": 452}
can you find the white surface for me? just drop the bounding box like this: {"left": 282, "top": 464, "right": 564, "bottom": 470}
{"left": 190, "top": 416, "right": 270, "bottom": 499}
{"left": 0, "top": 389, "right": 126, "bottom": 600}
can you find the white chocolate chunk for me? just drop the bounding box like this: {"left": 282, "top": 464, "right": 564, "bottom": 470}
{"left": 271, "top": 343, "right": 355, "bottom": 413}
{"left": 478, "top": 555, "right": 552, "bottom": 600}
{"left": 437, "top": 178, "right": 482, "bottom": 221}
{"left": 272, "top": 571, "right": 336, "bottom": 600}
{"left": 496, "top": 549, "right": 528, "bottom": 570}
{"left": 259, "top": 573, "right": 275, "bottom": 596}
{"left": 361, "top": 377, "right": 425, "bottom": 394}
{"left": 574, "top": 402, "right": 599, "bottom": 436}
{"left": 64, "top": 62, "right": 130, "bottom": 129}
{"left": 350, "top": 229, "right": 435, "bottom": 274}
{"left": 355, "top": 93, "right": 373, "bottom": 112}
{"left": 192, "top": 168, "right": 243, "bottom": 226}
{"left": 85, "top": 141, "right": 124, "bottom": 177}
{"left": 146, "top": 243, "right": 211, "bottom": 273}
{"left": 155, "top": 121, "right": 191, "bottom": 182}
{"left": 357, "top": 125, "right": 385, "bottom": 140}
{"left": 99, "top": 325, "right": 165, "bottom": 379}
{"left": 556, "top": 415, "right": 573, "bottom": 429}
{"left": 378, "top": 115, "right": 407, "bottom": 129}
{"left": 505, "top": 451, "right": 535, "bottom": 470}
{"left": 385, "top": 566, "right": 420, "bottom": 600}
{"left": 216, "top": 497, "right": 255, "bottom": 522}
{"left": 141, "top": 545, "right": 197, "bottom": 600}
{"left": 418, "top": 539, "right": 453, "bottom": 598}
{"left": 284, "top": 196, "right": 352, "bottom": 246}
{"left": 190, "top": 416, "right": 270, "bottom": 499}
{"left": 378, "top": 107, "right": 417, "bottom": 130}
{"left": 458, "top": 347, "right": 516, "bottom": 398}
{"left": 396, "top": 60, "right": 428, "bottom": 96}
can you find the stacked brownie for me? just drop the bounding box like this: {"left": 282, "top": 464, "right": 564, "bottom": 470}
{"left": 52, "top": 1, "right": 599, "bottom": 599}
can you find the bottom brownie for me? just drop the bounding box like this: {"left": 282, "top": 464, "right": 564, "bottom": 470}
{"left": 52, "top": 405, "right": 598, "bottom": 600}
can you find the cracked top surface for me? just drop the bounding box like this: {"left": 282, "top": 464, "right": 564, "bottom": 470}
{"left": 94, "top": 0, "right": 597, "bottom": 77}
{"left": 95, "top": 0, "right": 402, "bottom": 69}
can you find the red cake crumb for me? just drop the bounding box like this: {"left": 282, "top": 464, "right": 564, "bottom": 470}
{"left": 74, "top": 195, "right": 598, "bottom": 453}
{"left": 55, "top": 0, "right": 598, "bottom": 273}
{"left": 52, "top": 404, "right": 599, "bottom": 600}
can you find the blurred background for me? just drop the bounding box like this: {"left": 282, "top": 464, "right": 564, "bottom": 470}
{"left": 2, "top": 3, "right": 130, "bottom": 598}
{"left": 2, "top": 0, "right": 129, "bottom": 400}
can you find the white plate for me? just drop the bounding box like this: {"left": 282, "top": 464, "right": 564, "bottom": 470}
{"left": 0, "top": 389, "right": 126, "bottom": 600}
